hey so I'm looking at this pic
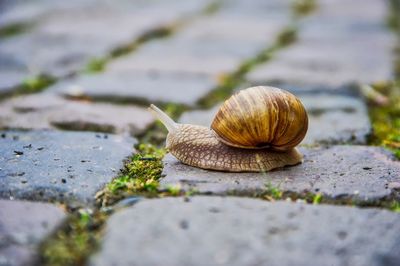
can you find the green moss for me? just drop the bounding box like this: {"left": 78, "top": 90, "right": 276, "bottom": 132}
{"left": 312, "top": 193, "right": 323, "bottom": 205}
{"left": 165, "top": 184, "right": 183, "bottom": 196}
{"left": 81, "top": 25, "right": 175, "bottom": 74}
{"left": 39, "top": 209, "right": 107, "bottom": 266}
{"left": 276, "top": 26, "right": 298, "bottom": 47}
{"left": 85, "top": 58, "right": 108, "bottom": 73}
{"left": 371, "top": 0, "right": 400, "bottom": 158}
{"left": 387, "top": 0, "right": 400, "bottom": 31}
{"left": 18, "top": 75, "right": 55, "bottom": 94}
{"left": 197, "top": 25, "right": 298, "bottom": 108}
{"left": 291, "top": 0, "right": 317, "bottom": 17}
{"left": 390, "top": 201, "right": 400, "bottom": 212}
{"left": 111, "top": 26, "right": 174, "bottom": 58}
{"left": 96, "top": 144, "right": 166, "bottom": 207}
{"left": 263, "top": 183, "right": 283, "bottom": 200}
{"left": 201, "top": 0, "right": 222, "bottom": 15}
{"left": 0, "top": 22, "right": 31, "bottom": 37}
{"left": 368, "top": 82, "right": 400, "bottom": 159}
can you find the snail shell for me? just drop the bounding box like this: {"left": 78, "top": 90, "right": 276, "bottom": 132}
{"left": 211, "top": 86, "right": 308, "bottom": 151}
{"left": 149, "top": 86, "right": 308, "bottom": 172}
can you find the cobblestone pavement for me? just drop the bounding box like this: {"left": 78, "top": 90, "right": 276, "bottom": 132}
{"left": 0, "top": 0, "right": 399, "bottom": 265}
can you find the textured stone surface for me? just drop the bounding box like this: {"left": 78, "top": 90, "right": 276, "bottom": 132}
{"left": 300, "top": 94, "right": 370, "bottom": 144}
{"left": 49, "top": 72, "right": 215, "bottom": 105}
{"left": 0, "top": 0, "right": 212, "bottom": 88}
{"left": 0, "top": 199, "right": 66, "bottom": 266}
{"left": 220, "top": 0, "right": 291, "bottom": 17}
{"left": 90, "top": 196, "right": 400, "bottom": 266}
{"left": 0, "top": 130, "right": 136, "bottom": 205}
{"left": 179, "top": 93, "right": 370, "bottom": 145}
{"left": 247, "top": 0, "right": 394, "bottom": 88}
{"left": 161, "top": 146, "right": 400, "bottom": 200}
{"left": 0, "top": 71, "right": 25, "bottom": 96}
{"left": 0, "top": 0, "right": 96, "bottom": 27}
{"left": 0, "top": 93, "right": 154, "bottom": 136}
{"left": 0, "top": 53, "right": 27, "bottom": 95}
{"left": 106, "top": 15, "right": 287, "bottom": 77}
{"left": 48, "top": 5, "right": 290, "bottom": 106}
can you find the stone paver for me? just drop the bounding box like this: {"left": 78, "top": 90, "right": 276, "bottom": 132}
{"left": 106, "top": 16, "right": 287, "bottom": 76}
{"left": 0, "top": 53, "right": 27, "bottom": 95}
{"left": 0, "top": 0, "right": 96, "bottom": 27}
{"left": 48, "top": 72, "right": 216, "bottom": 106}
{"left": 48, "top": 1, "right": 291, "bottom": 106}
{"left": 0, "top": 199, "right": 66, "bottom": 266}
{"left": 0, "top": 130, "right": 136, "bottom": 205}
{"left": 0, "top": 0, "right": 397, "bottom": 265}
{"left": 90, "top": 196, "right": 400, "bottom": 266}
{"left": 0, "top": 71, "right": 25, "bottom": 96}
{"left": 0, "top": 0, "right": 213, "bottom": 92}
{"left": 179, "top": 93, "right": 370, "bottom": 145}
{"left": 247, "top": 0, "right": 394, "bottom": 89}
{"left": 300, "top": 94, "right": 370, "bottom": 144}
{"left": 0, "top": 93, "right": 154, "bottom": 136}
{"left": 161, "top": 146, "right": 400, "bottom": 201}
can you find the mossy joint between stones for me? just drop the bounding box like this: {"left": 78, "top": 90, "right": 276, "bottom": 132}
{"left": 197, "top": 24, "right": 300, "bottom": 109}
{"left": 84, "top": 0, "right": 223, "bottom": 74}
{"left": 366, "top": 0, "right": 400, "bottom": 159}
{"left": 38, "top": 208, "right": 108, "bottom": 266}
{"left": 0, "top": 75, "right": 56, "bottom": 101}
{"left": 0, "top": 21, "right": 33, "bottom": 38}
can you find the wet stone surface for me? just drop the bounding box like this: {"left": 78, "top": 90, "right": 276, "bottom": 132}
{"left": 0, "top": 130, "right": 136, "bottom": 205}
{"left": 0, "top": 71, "right": 25, "bottom": 96}
{"left": 161, "top": 146, "right": 400, "bottom": 201}
{"left": 0, "top": 0, "right": 212, "bottom": 90}
{"left": 179, "top": 93, "right": 370, "bottom": 145}
{"left": 0, "top": 54, "right": 28, "bottom": 96}
{"left": 48, "top": 0, "right": 290, "bottom": 106}
{"left": 0, "top": 199, "right": 66, "bottom": 266}
{"left": 48, "top": 72, "right": 216, "bottom": 106}
{"left": 90, "top": 196, "right": 400, "bottom": 266}
{"left": 246, "top": 0, "right": 394, "bottom": 89}
{"left": 297, "top": 94, "right": 370, "bottom": 144}
{"left": 105, "top": 14, "right": 288, "bottom": 77}
{"left": 0, "top": 93, "right": 154, "bottom": 136}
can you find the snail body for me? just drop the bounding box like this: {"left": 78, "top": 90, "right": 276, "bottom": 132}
{"left": 149, "top": 86, "right": 308, "bottom": 172}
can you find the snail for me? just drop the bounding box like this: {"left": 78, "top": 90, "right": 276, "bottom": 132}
{"left": 149, "top": 86, "right": 308, "bottom": 172}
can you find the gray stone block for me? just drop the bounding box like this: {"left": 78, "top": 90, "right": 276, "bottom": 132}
{"left": 106, "top": 14, "right": 289, "bottom": 76}
{"left": 48, "top": 72, "right": 216, "bottom": 106}
{"left": 220, "top": 0, "right": 291, "bottom": 17}
{"left": 0, "top": 199, "right": 66, "bottom": 266}
{"left": 247, "top": 0, "right": 394, "bottom": 88}
{"left": 161, "top": 146, "right": 400, "bottom": 201}
{"left": 0, "top": 0, "right": 212, "bottom": 86}
{"left": 0, "top": 93, "right": 155, "bottom": 136}
{"left": 49, "top": 7, "right": 291, "bottom": 106}
{"left": 90, "top": 196, "right": 400, "bottom": 266}
{"left": 0, "top": 130, "right": 136, "bottom": 205}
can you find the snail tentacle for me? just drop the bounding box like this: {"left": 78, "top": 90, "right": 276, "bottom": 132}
{"left": 148, "top": 104, "right": 178, "bottom": 133}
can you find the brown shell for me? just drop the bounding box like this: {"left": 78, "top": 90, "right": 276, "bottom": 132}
{"left": 211, "top": 86, "right": 308, "bottom": 151}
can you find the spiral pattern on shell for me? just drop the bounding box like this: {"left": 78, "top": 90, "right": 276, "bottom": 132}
{"left": 211, "top": 86, "right": 308, "bottom": 151}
